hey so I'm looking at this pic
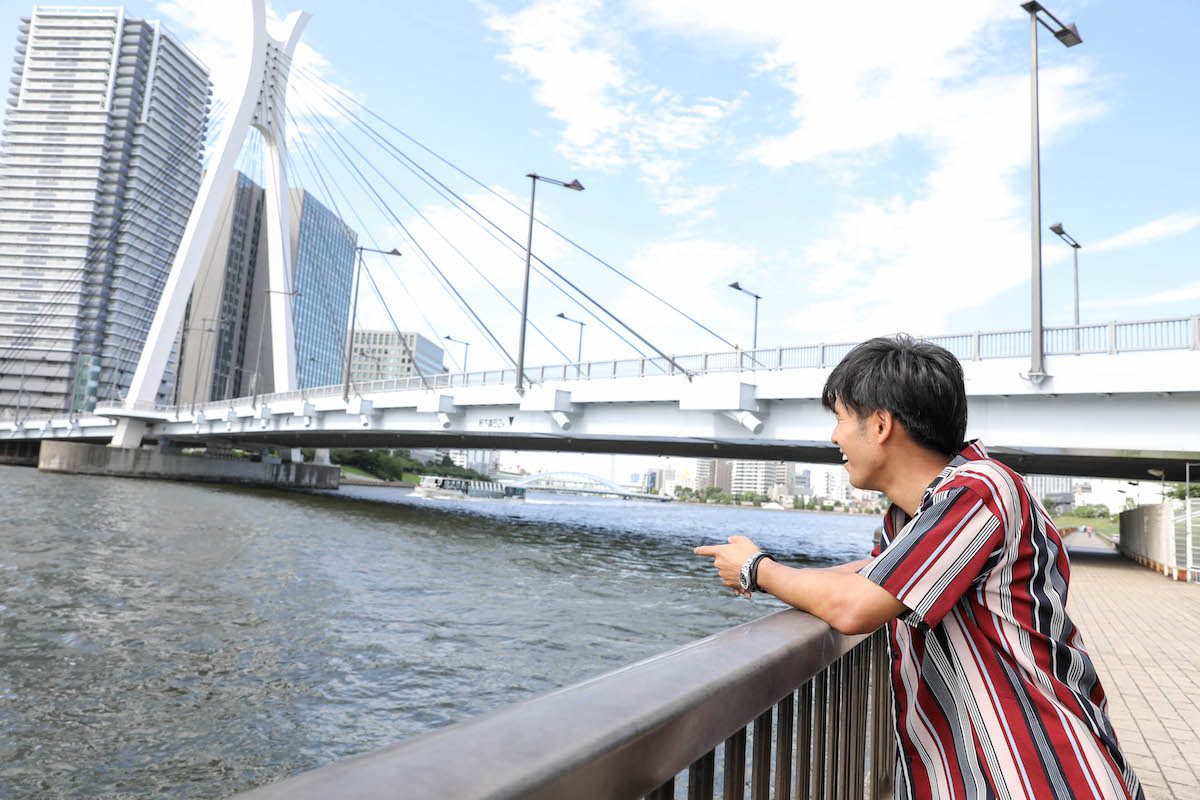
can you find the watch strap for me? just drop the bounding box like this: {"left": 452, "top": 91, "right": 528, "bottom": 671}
{"left": 749, "top": 552, "right": 775, "bottom": 592}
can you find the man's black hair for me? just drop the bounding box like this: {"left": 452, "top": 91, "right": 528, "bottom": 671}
{"left": 821, "top": 334, "right": 967, "bottom": 457}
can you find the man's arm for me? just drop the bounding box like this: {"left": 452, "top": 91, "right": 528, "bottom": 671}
{"left": 755, "top": 557, "right": 905, "bottom": 635}
{"left": 694, "top": 537, "right": 905, "bottom": 635}
{"left": 828, "top": 558, "right": 871, "bottom": 574}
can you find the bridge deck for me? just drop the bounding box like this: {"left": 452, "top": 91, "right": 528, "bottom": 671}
{"left": 1065, "top": 531, "right": 1200, "bottom": 799}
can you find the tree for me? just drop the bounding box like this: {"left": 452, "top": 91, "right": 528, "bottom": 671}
{"left": 1169, "top": 484, "right": 1200, "bottom": 499}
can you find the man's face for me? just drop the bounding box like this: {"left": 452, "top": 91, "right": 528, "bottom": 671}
{"left": 830, "top": 400, "right": 881, "bottom": 490}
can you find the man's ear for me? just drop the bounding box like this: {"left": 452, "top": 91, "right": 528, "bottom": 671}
{"left": 872, "top": 409, "right": 895, "bottom": 444}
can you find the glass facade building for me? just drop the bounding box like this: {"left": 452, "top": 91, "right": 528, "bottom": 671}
{"left": 289, "top": 189, "right": 356, "bottom": 389}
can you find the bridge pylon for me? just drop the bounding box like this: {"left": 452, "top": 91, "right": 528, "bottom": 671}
{"left": 112, "top": 0, "right": 309, "bottom": 448}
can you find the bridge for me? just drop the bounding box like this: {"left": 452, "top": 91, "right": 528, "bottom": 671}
{"left": 5, "top": 314, "right": 1199, "bottom": 481}
{"left": 507, "top": 471, "right": 670, "bottom": 501}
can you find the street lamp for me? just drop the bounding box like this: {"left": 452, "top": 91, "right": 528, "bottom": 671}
{"left": 728, "top": 282, "right": 762, "bottom": 350}
{"left": 1049, "top": 222, "right": 1083, "bottom": 352}
{"left": 555, "top": 312, "right": 586, "bottom": 375}
{"left": 1021, "top": 2, "right": 1082, "bottom": 383}
{"left": 344, "top": 246, "right": 401, "bottom": 401}
{"left": 444, "top": 335, "right": 470, "bottom": 374}
{"left": 517, "top": 173, "right": 584, "bottom": 392}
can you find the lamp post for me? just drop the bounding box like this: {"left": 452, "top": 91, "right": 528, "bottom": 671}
{"left": 1049, "top": 222, "right": 1083, "bottom": 352}
{"left": 444, "top": 335, "right": 470, "bottom": 374}
{"left": 1021, "top": 2, "right": 1081, "bottom": 383}
{"left": 517, "top": 173, "right": 584, "bottom": 392}
{"left": 343, "top": 246, "right": 401, "bottom": 401}
{"left": 728, "top": 282, "right": 762, "bottom": 350}
{"left": 555, "top": 312, "right": 586, "bottom": 375}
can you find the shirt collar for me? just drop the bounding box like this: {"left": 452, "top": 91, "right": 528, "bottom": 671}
{"left": 884, "top": 440, "right": 988, "bottom": 535}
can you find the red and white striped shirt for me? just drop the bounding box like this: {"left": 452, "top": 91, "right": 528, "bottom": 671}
{"left": 859, "top": 441, "right": 1143, "bottom": 800}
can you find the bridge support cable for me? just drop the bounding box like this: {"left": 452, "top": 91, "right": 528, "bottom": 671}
{"left": 286, "top": 71, "right": 654, "bottom": 365}
{"left": 294, "top": 112, "right": 503, "bottom": 378}
{"left": 1, "top": 101, "right": 233, "bottom": 419}
{"left": 283, "top": 107, "right": 462, "bottom": 373}
{"left": 357, "top": 262, "right": 432, "bottom": 390}
{"left": 284, "top": 70, "right": 684, "bottom": 379}
{"left": 296, "top": 105, "right": 520, "bottom": 375}
{"left": 287, "top": 89, "right": 576, "bottom": 368}
{"left": 287, "top": 63, "right": 737, "bottom": 352}
{"left": 284, "top": 110, "right": 469, "bottom": 387}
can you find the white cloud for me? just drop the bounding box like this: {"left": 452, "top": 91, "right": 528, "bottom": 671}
{"left": 1088, "top": 213, "right": 1200, "bottom": 254}
{"left": 483, "top": 0, "right": 738, "bottom": 216}
{"left": 631, "top": 0, "right": 1105, "bottom": 341}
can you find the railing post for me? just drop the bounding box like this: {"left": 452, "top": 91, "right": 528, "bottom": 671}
{"left": 750, "top": 709, "right": 772, "bottom": 800}
{"left": 819, "top": 344, "right": 826, "bottom": 369}
{"left": 776, "top": 346, "right": 783, "bottom": 370}
{"left": 703, "top": 354, "right": 709, "bottom": 373}
{"left": 972, "top": 331, "right": 981, "bottom": 360}
{"left": 724, "top": 727, "right": 747, "bottom": 800}
{"left": 611, "top": 360, "right": 617, "bottom": 379}
{"left": 1191, "top": 315, "right": 1199, "bottom": 350}
{"left": 1108, "top": 321, "right": 1118, "bottom": 354}
{"left": 640, "top": 359, "right": 645, "bottom": 377}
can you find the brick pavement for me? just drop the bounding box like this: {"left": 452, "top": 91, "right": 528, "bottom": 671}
{"left": 1064, "top": 530, "right": 1200, "bottom": 800}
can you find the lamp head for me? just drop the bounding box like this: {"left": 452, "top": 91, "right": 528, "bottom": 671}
{"left": 564, "top": 179, "right": 584, "bottom": 191}
{"left": 1055, "top": 22, "right": 1082, "bottom": 47}
{"left": 388, "top": 248, "right": 402, "bottom": 256}
{"left": 1148, "top": 468, "right": 1166, "bottom": 479}
{"left": 556, "top": 312, "right": 566, "bottom": 319}
{"left": 729, "top": 281, "right": 741, "bottom": 291}
{"left": 1049, "top": 222, "right": 1065, "bottom": 236}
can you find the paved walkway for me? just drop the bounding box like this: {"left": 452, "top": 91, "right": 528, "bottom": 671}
{"left": 1064, "top": 530, "right": 1200, "bottom": 799}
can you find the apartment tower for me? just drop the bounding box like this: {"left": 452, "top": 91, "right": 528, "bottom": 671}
{"left": 0, "top": 6, "right": 210, "bottom": 415}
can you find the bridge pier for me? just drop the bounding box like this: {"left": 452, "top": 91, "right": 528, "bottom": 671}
{"left": 38, "top": 441, "right": 339, "bottom": 490}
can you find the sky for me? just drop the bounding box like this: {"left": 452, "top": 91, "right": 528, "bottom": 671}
{"left": 5, "top": 1, "right": 1198, "bottom": 474}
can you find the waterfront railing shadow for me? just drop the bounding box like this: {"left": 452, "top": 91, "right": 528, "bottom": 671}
{"left": 228, "top": 612, "right": 894, "bottom": 800}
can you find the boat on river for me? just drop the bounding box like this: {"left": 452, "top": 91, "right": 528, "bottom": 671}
{"left": 413, "top": 475, "right": 526, "bottom": 501}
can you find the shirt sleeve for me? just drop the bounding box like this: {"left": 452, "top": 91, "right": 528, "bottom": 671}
{"left": 857, "top": 485, "right": 1003, "bottom": 630}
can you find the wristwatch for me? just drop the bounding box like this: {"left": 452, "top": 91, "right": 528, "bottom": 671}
{"left": 739, "top": 552, "right": 775, "bottom": 593}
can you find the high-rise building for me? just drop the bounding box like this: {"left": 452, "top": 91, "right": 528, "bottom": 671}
{"left": 176, "top": 179, "right": 357, "bottom": 402}
{"left": 289, "top": 188, "right": 355, "bottom": 389}
{"left": 348, "top": 330, "right": 444, "bottom": 383}
{"left": 695, "top": 458, "right": 733, "bottom": 492}
{"left": 0, "top": 7, "right": 210, "bottom": 415}
{"left": 730, "top": 460, "right": 791, "bottom": 496}
{"left": 174, "top": 171, "right": 264, "bottom": 405}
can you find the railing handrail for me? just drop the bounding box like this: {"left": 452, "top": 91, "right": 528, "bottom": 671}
{"left": 54, "top": 313, "right": 1200, "bottom": 420}
{"left": 228, "top": 610, "right": 870, "bottom": 799}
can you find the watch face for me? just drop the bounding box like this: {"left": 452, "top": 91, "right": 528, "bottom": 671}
{"left": 739, "top": 561, "right": 751, "bottom": 591}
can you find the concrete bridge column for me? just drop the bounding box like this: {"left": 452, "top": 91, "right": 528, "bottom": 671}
{"left": 313, "top": 448, "right": 331, "bottom": 465}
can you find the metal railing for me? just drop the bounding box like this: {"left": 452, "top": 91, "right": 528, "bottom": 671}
{"left": 228, "top": 614, "right": 893, "bottom": 800}
{"left": 70, "top": 313, "right": 1200, "bottom": 423}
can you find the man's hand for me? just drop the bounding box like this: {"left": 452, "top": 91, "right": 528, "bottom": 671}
{"left": 694, "top": 535, "right": 762, "bottom": 596}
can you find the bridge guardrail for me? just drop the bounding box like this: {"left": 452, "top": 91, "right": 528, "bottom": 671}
{"left": 228, "top": 613, "right": 893, "bottom": 800}
{"left": 67, "top": 314, "right": 1198, "bottom": 423}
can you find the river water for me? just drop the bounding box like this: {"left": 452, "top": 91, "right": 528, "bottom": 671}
{"left": 0, "top": 465, "right": 878, "bottom": 798}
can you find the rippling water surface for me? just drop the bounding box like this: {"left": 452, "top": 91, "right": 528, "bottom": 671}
{"left": 0, "top": 465, "right": 877, "bottom": 798}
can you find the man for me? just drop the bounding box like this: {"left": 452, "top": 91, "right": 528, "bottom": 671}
{"left": 695, "top": 336, "right": 1142, "bottom": 800}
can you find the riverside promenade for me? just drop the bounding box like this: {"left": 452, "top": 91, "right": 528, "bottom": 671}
{"left": 1064, "top": 530, "right": 1200, "bottom": 799}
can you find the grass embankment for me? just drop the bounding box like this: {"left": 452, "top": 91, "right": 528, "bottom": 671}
{"left": 340, "top": 465, "right": 379, "bottom": 480}
{"left": 1051, "top": 514, "right": 1118, "bottom": 538}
